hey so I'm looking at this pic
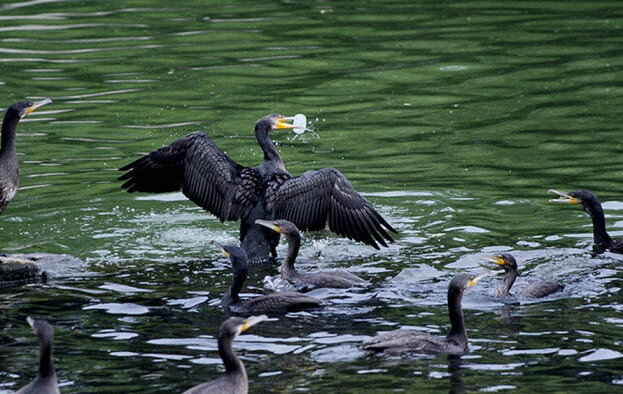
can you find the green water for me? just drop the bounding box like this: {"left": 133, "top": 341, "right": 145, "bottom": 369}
{"left": 1, "top": 0, "right": 623, "bottom": 392}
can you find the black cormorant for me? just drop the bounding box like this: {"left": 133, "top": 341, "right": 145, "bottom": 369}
{"left": 118, "top": 114, "right": 397, "bottom": 262}
{"left": 549, "top": 189, "right": 623, "bottom": 253}
{"left": 485, "top": 253, "right": 563, "bottom": 298}
{"left": 213, "top": 241, "right": 321, "bottom": 315}
{"left": 16, "top": 317, "right": 59, "bottom": 394}
{"left": 362, "top": 272, "right": 487, "bottom": 355}
{"left": 182, "top": 315, "right": 267, "bottom": 394}
{"left": 255, "top": 219, "right": 370, "bottom": 289}
{"left": 0, "top": 99, "right": 52, "bottom": 213}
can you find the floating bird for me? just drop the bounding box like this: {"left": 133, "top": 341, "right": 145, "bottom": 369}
{"left": 182, "top": 315, "right": 267, "bottom": 394}
{"left": 362, "top": 272, "right": 487, "bottom": 355}
{"left": 255, "top": 219, "right": 369, "bottom": 289}
{"left": 17, "top": 317, "right": 59, "bottom": 394}
{"left": 549, "top": 189, "right": 623, "bottom": 253}
{"left": 485, "top": 253, "right": 563, "bottom": 298}
{"left": 0, "top": 99, "right": 52, "bottom": 213}
{"left": 213, "top": 241, "right": 321, "bottom": 315}
{"left": 118, "top": 114, "right": 397, "bottom": 262}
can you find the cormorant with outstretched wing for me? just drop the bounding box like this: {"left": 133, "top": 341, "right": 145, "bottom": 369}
{"left": 118, "top": 114, "right": 397, "bottom": 262}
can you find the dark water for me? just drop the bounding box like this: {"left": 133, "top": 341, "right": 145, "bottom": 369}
{"left": 1, "top": 0, "right": 623, "bottom": 392}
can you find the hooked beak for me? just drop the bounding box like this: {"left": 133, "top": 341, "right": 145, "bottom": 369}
{"left": 255, "top": 219, "right": 281, "bottom": 233}
{"left": 240, "top": 315, "right": 269, "bottom": 332}
{"left": 25, "top": 98, "right": 53, "bottom": 116}
{"left": 548, "top": 189, "right": 579, "bottom": 205}
{"left": 211, "top": 240, "right": 229, "bottom": 258}
{"left": 468, "top": 271, "right": 489, "bottom": 287}
{"left": 276, "top": 116, "right": 295, "bottom": 130}
{"left": 483, "top": 256, "right": 505, "bottom": 266}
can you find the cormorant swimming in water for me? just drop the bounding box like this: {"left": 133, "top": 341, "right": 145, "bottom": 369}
{"left": 213, "top": 241, "right": 321, "bottom": 315}
{"left": 255, "top": 219, "right": 370, "bottom": 289}
{"left": 549, "top": 189, "right": 623, "bottom": 253}
{"left": 0, "top": 99, "right": 52, "bottom": 213}
{"left": 485, "top": 253, "right": 563, "bottom": 298}
{"left": 362, "top": 272, "right": 487, "bottom": 355}
{"left": 182, "top": 315, "right": 267, "bottom": 394}
{"left": 17, "top": 317, "right": 59, "bottom": 394}
{"left": 118, "top": 114, "right": 397, "bottom": 262}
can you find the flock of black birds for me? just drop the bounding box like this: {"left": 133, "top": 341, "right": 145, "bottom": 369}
{"left": 2, "top": 100, "right": 621, "bottom": 393}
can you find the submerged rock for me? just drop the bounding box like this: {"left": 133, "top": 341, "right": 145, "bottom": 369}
{"left": 0, "top": 253, "right": 82, "bottom": 288}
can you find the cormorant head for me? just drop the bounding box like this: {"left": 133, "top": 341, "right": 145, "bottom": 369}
{"left": 255, "top": 219, "right": 299, "bottom": 236}
{"left": 449, "top": 272, "right": 488, "bottom": 294}
{"left": 220, "top": 315, "right": 268, "bottom": 339}
{"left": 7, "top": 99, "right": 52, "bottom": 119}
{"left": 484, "top": 253, "right": 517, "bottom": 273}
{"left": 548, "top": 189, "right": 601, "bottom": 213}
{"left": 211, "top": 240, "right": 248, "bottom": 269}
{"left": 256, "top": 114, "right": 295, "bottom": 133}
{"left": 26, "top": 316, "right": 54, "bottom": 343}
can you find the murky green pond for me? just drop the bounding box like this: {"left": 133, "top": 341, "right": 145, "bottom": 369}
{"left": 2, "top": 0, "right": 623, "bottom": 392}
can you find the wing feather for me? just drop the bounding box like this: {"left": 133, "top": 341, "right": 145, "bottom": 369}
{"left": 118, "top": 131, "right": 260, "bottom": 221}
{"left": 270, "top": 168, "right": 397, "bottom": 249}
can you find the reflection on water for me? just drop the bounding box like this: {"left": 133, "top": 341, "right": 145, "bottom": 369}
{"left": 1, "top": 0, "right": 623, "bottom": 393}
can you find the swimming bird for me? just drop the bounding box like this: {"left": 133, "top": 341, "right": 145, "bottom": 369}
{"left": 182, "top": 315, "right": 267, "bottom": 394}
{"left": 118, "top": 114, "right": 397, "bottom": 263}
{"left": 213, "top": 241, "right": 321, "bottom": 315}
{"left": 0, "top": 99, "right": 52, "bottom": 213}
{"left": 255, "top": 219, "right": 370, "bottom": 289}
{"left": 362, "top": 272, "right": 487, "bottom": 355}
{"left": 485, "top": 253, "right": 563, "bottom": 298}
{"left": 17, "top": 317, "right": 59, "bottom": 394}
{"left": 549, "top": 189, "right": 623, "bottom": 253}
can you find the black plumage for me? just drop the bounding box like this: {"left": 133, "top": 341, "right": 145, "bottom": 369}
{"left": 255, "top": 219, "right": 370, "bottom": 289}
{"left": 182, "top": 315, "right": 267, "bottom": 394}
{"left": 0, "top": 99, "right": 52, "bottom": 213}
{"left": 118, "top": 114, "right": 397, "bottom": 262}
{"left": 487, "top": 253, "right": 563, "bottom": 298}
{"left": 549, "top": 189, "right": 623, "bottom": 253}
{"left": 213, "top": 241, "right": 321, "bottom": 315}
{"left": 17, "top": 317, "right": 59, "bottom": 394}
{"left": 363, "top": 272, "right": 487, "bottom": 356}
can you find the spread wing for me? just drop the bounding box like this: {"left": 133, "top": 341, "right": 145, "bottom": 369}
{"left": 268, "top": 168, "right": 397, "bottom": 249}
{"left": 118, "top": 131, "right": 261, "bottom": 221}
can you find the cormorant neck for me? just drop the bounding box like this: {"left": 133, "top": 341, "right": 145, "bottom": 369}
{"left": 446, "top": 287, "right": 467, "bottom": 345}
{"left": 255, "top": 124, "right": 281, "bottom": 162}
{"left": 494, "top": 269, "right": 517, "bottom": 297}
{"left": 218, "top": 333, "right": 245, "bottom": 376}
{"left": 281, "top": 232, "right": 300, "bottom": 279}
{"left": 38, "top": 336, "right": 54, "bottom": 378}
{"left": 222, "top": 260, "right": 247, "bottom": 308}
{"left": 1, "top": 111, "right": 19, "bottom": 153}
{"left": 586, "top": 202, "right": 613, "bottom": 248}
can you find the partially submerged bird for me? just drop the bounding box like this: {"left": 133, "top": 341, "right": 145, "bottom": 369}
{"left": 17, "top": 317, "right": 59, "bottom": 394}
{"left": 362, "top": 272, "right": 487, "bottom": 355}
{"left": 118, "top": 114, "right": 397, "bottom": 262}
{"left": 213, "top": 241, "right": 321, "bottom": 315}
{"left": 182, "top": 315, "right": 267, "bottom": 394}
{"left": 485, "top": 253, "right": 563, "bottom": 298}
{"left": 549, "top": 189, "right": 623, "bottom": 253}
{"left": 0, "top": 99, "right": 52, "bottom": 213}
{"left": 255, "top": 219, "right": 370, "bottom": 289}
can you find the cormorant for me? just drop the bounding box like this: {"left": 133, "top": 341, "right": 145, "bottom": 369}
{"left": 549, "top": 189, "right": 623, "bottom": 253}
{"left": 485, "top": 253, "right": 563, "bottom": 298}
{"left": 0, "top": 99, "right": 52, "bottom": 213}
{"left": 118, "top": 114, "right": 397, "bottom": 262}
{"left": 17, "top": 317, "right": 59, "bottom": 394}
{"left": 182, "top": 315, "right": 267, "bottom": 394}
{"left": 362, "top": 272, "right": 487, "bottom": 355}
{"left": 255, "top": 219, "right": 370, "bottom": 289}
{"left": 213, "top": 241, "right": 321, "bottom": 315}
